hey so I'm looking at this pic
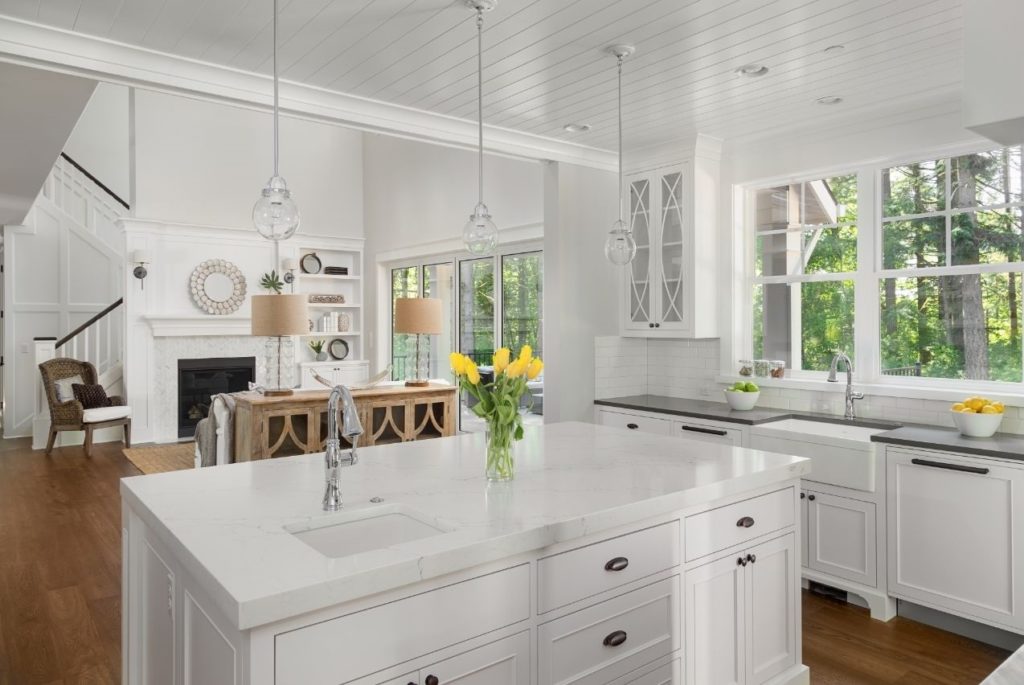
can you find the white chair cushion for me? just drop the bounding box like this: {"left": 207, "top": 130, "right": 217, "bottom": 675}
{"left": 55, "top": 375, "right": 84, "bottom": 403}
{"left": 82, "top": 405, "right": 132, "bottom": 423}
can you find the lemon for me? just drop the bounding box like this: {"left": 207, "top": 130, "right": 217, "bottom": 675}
{"left": 981, "top": 405, "right": 1000, "bottom": 414}
{"left": 968, "top": 399, "right": 986, "bottom": 411}
{"left": 952, "top": 403, "right": 966, "bottom": 411}
{"left": 960, "top": 407, "right": 976, "bottom": 413}
{"left": 992, "top": 402, "right": 1005, "bottom": 414}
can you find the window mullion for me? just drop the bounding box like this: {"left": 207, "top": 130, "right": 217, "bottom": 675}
{"left": 856, "top": 167, "right": 880, "bottom": 383}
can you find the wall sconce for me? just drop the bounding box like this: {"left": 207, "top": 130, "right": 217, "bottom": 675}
{"left": 282, "top": 257, "right": 298, "bottom": 291}
{"left": 132, "top": 250, "right": 151, "bottom": 289}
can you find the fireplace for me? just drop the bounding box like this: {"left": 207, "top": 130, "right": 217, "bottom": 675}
{"left": 177, "top": 357, "right": 256, "bottom": 438}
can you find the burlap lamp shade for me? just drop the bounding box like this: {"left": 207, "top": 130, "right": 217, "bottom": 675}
{"left": 394, "top": 298, "right": 442, "bottom": 386}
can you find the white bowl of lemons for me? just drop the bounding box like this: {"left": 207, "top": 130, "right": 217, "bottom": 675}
{"left": 724, "top": 382, "right": 760, "bottom": 411}
{"left": 951, "top": 397, "right": 1004, "bottom": 438}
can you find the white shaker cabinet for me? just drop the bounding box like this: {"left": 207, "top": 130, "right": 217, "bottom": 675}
{"left": 621, "top": 137, "right": 720, "bottom": 339}
{"left": 684, "top": 533, "right": 798, "bottom": 685}
{"left": 887, "top": 447, "right": 1024, "bottom": 632}
{"left": 805, "top": 491, "right": 877, "bottom": 589}
{"left": 417, "top": 631, "right": 530, "bottom": 685}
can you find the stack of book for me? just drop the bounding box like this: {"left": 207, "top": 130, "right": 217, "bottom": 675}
{"left": 324, "top": 266, "right": 349, "bottom": 276}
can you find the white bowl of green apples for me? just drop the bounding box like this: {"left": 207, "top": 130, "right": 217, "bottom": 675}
{"left": 724, "top": 382, "right": 760, "bottom": 411}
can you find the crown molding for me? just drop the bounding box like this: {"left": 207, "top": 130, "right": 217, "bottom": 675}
{"left": 0, "top": 15, "right": 615, "bottom": 172}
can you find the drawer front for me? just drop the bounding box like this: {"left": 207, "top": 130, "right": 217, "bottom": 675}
{"left": 538, "top": 521, "right": 679, "bottom": 613}
{"left": 275, "top": 565, "right": 530, "bottom": 685}
{"left": 538, "top": 577, "right": 679, "bottom": 685}
{"left": 671, "top": 419, "right": 744, "bottom": 446}
{"left": 684, "top": 488, "right": 795, "bottom": 562}
{"left": 597, "top": 409, "right": 672, "bottom": 436}
{"left": 607, "top": 658, "right": 679, "bottom": 685}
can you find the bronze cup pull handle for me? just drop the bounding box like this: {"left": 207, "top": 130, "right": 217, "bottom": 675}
{"left": 605, "top": 556, "right": 629, "bottom": 572}
{"left": 603, "top": 630, "right": 628, "bottom": 647}
{"left": 736, "top": 516, "right": 755, "bottom": 528}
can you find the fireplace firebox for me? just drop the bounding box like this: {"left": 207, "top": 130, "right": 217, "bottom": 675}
{"left": 177, "top": 357, "right": 255, "bottom": 439}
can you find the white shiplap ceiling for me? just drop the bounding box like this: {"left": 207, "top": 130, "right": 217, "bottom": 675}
{"left": 0, "top": 0, "right": 963, "bottom": 152}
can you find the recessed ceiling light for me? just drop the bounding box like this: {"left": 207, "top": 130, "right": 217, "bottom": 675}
{"left": 816, "top": 95, "right": 843, "bottom": 105}
{"left": 734, "top": 64, "right": 769, "bottom": 77}
{"left": 563, "top": 123, "right": 592, "bottom": 133}
{"left": 823, "top": 44, "right": 845, "bottom": 54}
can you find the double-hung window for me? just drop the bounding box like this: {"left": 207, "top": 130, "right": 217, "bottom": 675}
{"left": 746, "top": 144, "right": 1024, "bottom": 387}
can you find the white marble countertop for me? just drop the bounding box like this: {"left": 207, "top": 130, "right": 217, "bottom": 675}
{"left": 121, "top": 421, "right": 810, "bottom": 630}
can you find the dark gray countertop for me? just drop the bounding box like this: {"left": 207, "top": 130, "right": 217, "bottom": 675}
{"left": 595, "top": 395, "right": 1024, "bottom": 461}
{"left": 870, "top": 426, "right": 1024, "bottom": 461}
{"left": 594, "top": 395, "right": 793, "bottom": 425}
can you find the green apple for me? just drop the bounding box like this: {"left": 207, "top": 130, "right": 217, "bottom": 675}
{"left": 743, "top": 382, "right": 759, "bottom": 393}
{"left": 731, "top": 382, "right": 746, "bottom": 392}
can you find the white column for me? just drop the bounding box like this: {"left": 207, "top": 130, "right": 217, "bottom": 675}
{"left": 32, "top": 338, "right": 57, "bottom": 449}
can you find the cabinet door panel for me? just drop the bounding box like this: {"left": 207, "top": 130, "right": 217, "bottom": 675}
{"left": 684, "top": 554, "right": 744, "bottom": 685}
{"left": 658, "top": 170, "right": 686, "bottom": 328}
{"left": 626, "top": 176, "right": 655, "bottom": 330}
{"left": 672, "top": 419, "right": 744, "bottom": 446}
{"left": 746, "top": 534, "right": 798, "bottom": 685}
{"left": 425, "top": 631, "right": 529, "bottom": 685}
{"left": 597, "top": 409, "right": 672, "bottom": 436}
{"left": 888, "top": 451, "right": 1024, "bottom": 629}
{"left": 142, "top": 542, "right": 175, "bottom": 685}
{"left": 807, "top": 492, "right": 876, "bottom": 587}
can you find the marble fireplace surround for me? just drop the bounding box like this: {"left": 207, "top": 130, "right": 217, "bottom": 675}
{"left": 152, "top": 335, "right": 270, "bottom": 443}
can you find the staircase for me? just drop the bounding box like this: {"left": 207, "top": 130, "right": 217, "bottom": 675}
{"left": 16, "top": 154, "right": 129, "bottom": 448}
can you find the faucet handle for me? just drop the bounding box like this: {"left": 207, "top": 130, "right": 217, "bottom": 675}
{"left": 851, "top": 391, "right": 865, "bottom": 400}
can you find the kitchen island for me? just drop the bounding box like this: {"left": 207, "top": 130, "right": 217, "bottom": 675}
{"left": 121, "top": 421, "right": 810, "bottom": 685}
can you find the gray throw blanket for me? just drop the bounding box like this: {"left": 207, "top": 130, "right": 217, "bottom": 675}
{"left": 194, "top": 393, "right": 237, "bottom": 467}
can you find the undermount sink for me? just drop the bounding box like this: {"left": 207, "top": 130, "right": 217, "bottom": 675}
{"left": 286, "top": 505, "right": 449, "bottom": 558}
{"left": 749, "top": 419, "right": 890, "bottom": 493}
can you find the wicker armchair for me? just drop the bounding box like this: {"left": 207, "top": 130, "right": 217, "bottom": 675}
{"left": 38, "top": 358, "right": 131, "bottom": 456}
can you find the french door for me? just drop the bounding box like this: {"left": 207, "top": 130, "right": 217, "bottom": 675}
{"left": 389, "top": 246, "right": 543, "bottom": 432}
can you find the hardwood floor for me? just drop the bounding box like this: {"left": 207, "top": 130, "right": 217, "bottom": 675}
{"left": 0, "top": 436, "right": 1012, "bottom": 684}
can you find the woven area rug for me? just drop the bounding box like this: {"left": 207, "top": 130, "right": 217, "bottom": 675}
{"left": 123, "top": 443, "right": 195, "bottom": 475}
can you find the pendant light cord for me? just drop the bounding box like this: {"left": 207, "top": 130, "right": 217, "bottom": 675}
{"left": 273, "top": 0, "right": 280, "bottom": 178}
{"left": 617, "top": 54, "right": 624, "bottom": 223}
{"left": 476, "top": 8, "right": 484, "bottom": 206}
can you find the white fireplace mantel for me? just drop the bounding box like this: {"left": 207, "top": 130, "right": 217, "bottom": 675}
{"left": 144, "top": 315, "right": 253, "bottom": 337}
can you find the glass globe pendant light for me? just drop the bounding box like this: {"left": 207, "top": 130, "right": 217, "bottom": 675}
{"left": 604, "top": 45, "right": 637, "bottom": 266}
{"left": 253, "top": 0, "right": 300, "bottom": 241}
{"left": 463, "top": 0, "right": 499, "bottom": 256}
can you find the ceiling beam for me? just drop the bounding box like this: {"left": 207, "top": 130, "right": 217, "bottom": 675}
{"left": 0, "top": 14, "right": 616, "bottom": 172}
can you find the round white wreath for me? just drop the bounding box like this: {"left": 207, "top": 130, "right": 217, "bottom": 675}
{"left": 189, "top": 259, "right": 247, "bottom": 315}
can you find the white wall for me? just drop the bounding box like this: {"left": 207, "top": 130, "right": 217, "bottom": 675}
{"left": 133, "top": 90, "right": 364, "bottom": 238}
{"left": 543, "top": 161, "right": 619, "bottom": 423}
{"left": 63, "top": 82, "right": 130, "bottom": 202}
{"left": 361, "top": 134, "right": 544, "bottom": 369}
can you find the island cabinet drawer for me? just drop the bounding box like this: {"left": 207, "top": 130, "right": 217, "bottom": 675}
{"left": 274, "top": 564, "right": 530, "bottom": 685}
{"left": 684, "top": 487, "right": 794, "bottom": 562}
{"left": 597, "top": 409, "right": 672, "bottom": 436}
{"left": 537, "top": 521, "right": 679, "bottom": 614}
{"left": 538, "top": 576, "right": 679, "bottom": 685}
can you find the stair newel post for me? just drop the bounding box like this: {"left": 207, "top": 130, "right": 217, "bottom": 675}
{"left": 32, "top": 337, "right": 57, "bottom": 449}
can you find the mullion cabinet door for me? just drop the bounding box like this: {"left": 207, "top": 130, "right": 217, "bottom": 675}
{"left": 657, "top": 169, "right": 687, "bottom": 331}
{"left": 625, "top": 175, "right": 656, "bottom": 331}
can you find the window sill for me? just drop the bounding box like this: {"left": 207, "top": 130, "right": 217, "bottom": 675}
{"left": 715, "top": 374, "right": 1024, "bottom": 408}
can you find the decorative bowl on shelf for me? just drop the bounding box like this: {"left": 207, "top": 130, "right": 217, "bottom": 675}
{"left": 950, "top": 409, "right": 1002, "bottom": 438}
{"left": 724, "top": 388, "right": 760, "bottom": 411}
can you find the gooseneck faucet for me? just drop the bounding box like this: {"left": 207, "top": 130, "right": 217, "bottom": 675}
{"left": 312, "top": 371, "right": 363, "bottom": 511}
{"left": 827, "top": 352, "right": 864, "bottom": 420}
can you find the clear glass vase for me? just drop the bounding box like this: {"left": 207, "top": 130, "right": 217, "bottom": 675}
{"left": 485, "top": 422, "right": 516, "bottom": 482}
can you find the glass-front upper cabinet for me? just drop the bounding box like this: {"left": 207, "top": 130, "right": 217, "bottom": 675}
{"left": 620, "top": 150, "right": 720, "bottom": 338}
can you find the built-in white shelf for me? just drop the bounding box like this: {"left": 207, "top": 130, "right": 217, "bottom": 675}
{"left": 297, "top": 273, "right": 359, "bottom": 281}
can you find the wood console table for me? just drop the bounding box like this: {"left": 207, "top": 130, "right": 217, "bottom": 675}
{"left": 233, "top": 384, "right": 457, "bottom": 461}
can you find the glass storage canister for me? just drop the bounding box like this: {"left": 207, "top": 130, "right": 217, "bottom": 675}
{"left": 753, "top": 359, "right": 770, "bottom": 378}
{"left": 738, "top": 359, "right": 754, "bottom": 377}
{"left": 769, "top": 360, "right": 786, "bottom": 378}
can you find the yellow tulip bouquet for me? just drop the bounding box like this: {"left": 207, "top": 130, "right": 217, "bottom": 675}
{"left": 450, "top": 346, "right": 543, "bottom": 481}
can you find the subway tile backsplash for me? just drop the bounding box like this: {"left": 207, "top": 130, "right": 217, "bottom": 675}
{"left": 594, "top": 336, "right": 1024, "bottom": 434}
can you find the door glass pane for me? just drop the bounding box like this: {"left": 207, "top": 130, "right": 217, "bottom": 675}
{"left": 502, "top": 252, "right": 543, "bottom": 421}
{"left": 459, "top": 259, "right": 495, "bottom": 432}
{"left": 660, "top": 172, "right": 684, "bottom": 322}
{"left": 629, "top": 178, "right": 652, "bottom": 323}
{"left": 423, "top": 262, "right": 454, "bottom": 380}
{"left": 391, "top": 266, "right": 419, "bottom": 380}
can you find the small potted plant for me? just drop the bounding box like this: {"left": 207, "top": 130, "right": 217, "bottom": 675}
{"left": 259, "top": 270, "right": 284, "bottom": 294}
{"left": 308, "top": 339, "right": 327, "bottom": 361}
